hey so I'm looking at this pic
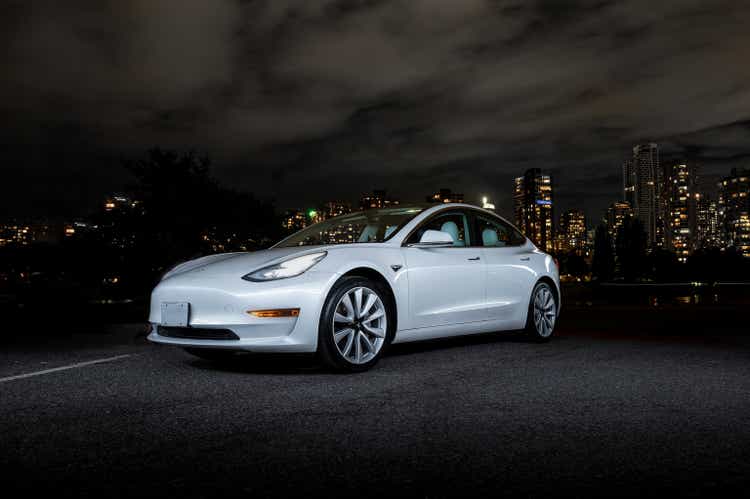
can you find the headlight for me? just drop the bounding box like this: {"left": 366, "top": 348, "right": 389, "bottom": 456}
{"left": 242, "top": 252, "right": 327, "bottom": 282}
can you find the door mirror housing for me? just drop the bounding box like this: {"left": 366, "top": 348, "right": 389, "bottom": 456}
{"left": 410, "top": 229, "right": 455, "bottom": 247}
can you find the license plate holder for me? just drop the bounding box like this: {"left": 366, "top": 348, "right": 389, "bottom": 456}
{"left": 161, "top": 302, "right": 189, "bottom": 327}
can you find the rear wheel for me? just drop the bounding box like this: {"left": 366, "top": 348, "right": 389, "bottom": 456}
{"left": 183, "top": 348, "right": 237, "bottom": 361}
{"left": 524, "top": 281, "right": 557, "bottom": 341}
{"left": 317, "top": 276, "right": 394, "bottom": 372}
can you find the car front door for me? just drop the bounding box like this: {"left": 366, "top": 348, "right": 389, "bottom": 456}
{"left": 475, "top": 213, "right": 536, "bottom": 324}
{"left": 402, "top": 210, "right": 486, "bottom": 329}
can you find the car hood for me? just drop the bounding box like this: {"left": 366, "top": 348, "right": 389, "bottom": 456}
{"left": 161, "top": 247, "right": 329, "bottom": 281}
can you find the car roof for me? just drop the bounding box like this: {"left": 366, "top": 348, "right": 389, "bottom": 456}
{"left": 384, "top": 202, "right": 520, "bottom": 245}
{"left": 415, "top": 202, "right": 513, "bottom": 222}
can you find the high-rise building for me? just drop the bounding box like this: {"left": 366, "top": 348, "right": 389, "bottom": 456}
{"left": 606, "top": 201, "right": 633, "bottom": 243}
{"left": 306, "top": 209, "right": 325, "bottom": 225}
{"left": 558, "top": 209, "right": 587, "bottom": 255}
{"left": 718, "top": 168, "right": 750, "bottom": 257}
{"left": 0, "top": 219, "right": 60, "bottom": 246}
{"left": 661, "top": 162, "right": 698, "bottom": 262}
{"left": 0, "top": 222, "right": 34, "bottom": 246}
{"left": 626, "top": 143, "right": 660, "bottom": 246}
{"left": 360, "top": 190, "right": 399, "bottom": 210}
{"left": 514, "top": 168, "right": 554, "bottom": 252}
{"left": 622, "top": 159, "right": 636, "bottom": 208}
{"left": 282, "top": 209, "right": 307, "bottom": 232}
{"left": 695, "top": 194, "right": 721, "bottom": 250}
{"left": 586, "top": 227, "right": 596, "bottom": 254}
{"left": 324, "top": 201, "right": 351, "bottom": 218}
{"left": 295, "top": 203, "right": 358, "bottom": 245}
{"left": 426, "top": 188, "right": 464, "bottom": 204}
{"left": 481, "top": 196, "right": 495, "bottom": 211}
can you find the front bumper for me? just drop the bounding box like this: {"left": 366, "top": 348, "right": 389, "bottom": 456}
{"left": 147, "top": 270, "right": 337, "bottom": 352}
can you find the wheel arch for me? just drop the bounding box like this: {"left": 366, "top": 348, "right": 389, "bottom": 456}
{"left": 337, "top": 266, "right": 399, "bottom": 333}
{"left": 536, "top": 275, "right": 560, "bottom": 309}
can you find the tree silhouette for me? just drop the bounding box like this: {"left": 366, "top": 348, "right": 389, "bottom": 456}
{"left": 688, "top": 246, "right": 750, "bottom": 283}
{"left": 559, "top": 250, "right": 588, "bottom": 279}
{"left": 126, "top": 148, "right": 280, "bottom": 269}
{"left": 591, "top": 223, "right": 614, "bottom": 281}
{"left": 126, "top": 149, "right": 219, "bottom": 261}
{"left": 615, "top": 217, "right": 647, "bottom": 282}
{"left": 646, "top": 248, "right": 679, "bottom": 282}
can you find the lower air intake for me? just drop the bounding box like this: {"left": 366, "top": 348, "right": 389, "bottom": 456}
{"left": 157, "top": 326, "right": 239, "bottom": 340}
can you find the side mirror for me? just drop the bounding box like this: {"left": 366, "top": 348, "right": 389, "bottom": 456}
{"left": 410, "top": 229, "right": 455, "bottom": 247}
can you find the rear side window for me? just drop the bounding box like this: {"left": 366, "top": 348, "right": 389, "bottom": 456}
{"left": 406, "top": 211, "right": 471, "bottom": 247}
{"left": 475, "top": 215, "right": 526, "bottom": 247}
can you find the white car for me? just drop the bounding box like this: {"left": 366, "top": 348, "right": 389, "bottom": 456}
{"left": 148, "top": 203, "right": 560, "bottom": 371}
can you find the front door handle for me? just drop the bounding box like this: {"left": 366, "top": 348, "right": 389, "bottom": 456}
{"left": 468, "top": 256, "right": 480, "bottom": 261}
{"left": 519, "top": 257, "right": 530, "bottom": 261}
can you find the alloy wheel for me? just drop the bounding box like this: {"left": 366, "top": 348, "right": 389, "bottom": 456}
{"left": 533, "top": 285, "right": 556, "bottom": 338}
{"left": 332, "top": 286, "right": 387, "bottom": 364}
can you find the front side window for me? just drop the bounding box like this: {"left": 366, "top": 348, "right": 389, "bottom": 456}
{"left": 276, "top": 206, "right": 425, "bottom": 248}
{"left": 406, "top": 211, "right": 471, "bottom": 247}
{"left": 476, "top": 215, "right": 526, "bottom": 247}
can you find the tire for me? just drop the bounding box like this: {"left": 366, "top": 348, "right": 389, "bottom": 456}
{"left": 317, "top": 276, "right": 395, "bottom": 372}
{"left": 183, "top": 347, "right": 237, "bottom": 361}
{"left": 524, "top": 281, "right": 558, "bottom": 342}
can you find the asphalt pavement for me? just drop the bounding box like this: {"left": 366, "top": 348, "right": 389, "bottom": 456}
{"left": 2, "top": 311, "right": 750, "bottom": 498}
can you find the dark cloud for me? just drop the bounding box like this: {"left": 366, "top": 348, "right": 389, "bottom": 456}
{"left": 2, "top": 0, "right": 750, "bottom": 221}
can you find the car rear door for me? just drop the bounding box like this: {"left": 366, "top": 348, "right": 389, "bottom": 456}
{"left": 474, "top": 212, "right": 536, "bottom": 325}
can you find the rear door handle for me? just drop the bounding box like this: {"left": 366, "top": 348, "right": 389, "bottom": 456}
{"left": 520, "top": 257, "right": 530, "bottom": 261}
{"left": 468, "top": 256, "right": 481, "bottom": 261}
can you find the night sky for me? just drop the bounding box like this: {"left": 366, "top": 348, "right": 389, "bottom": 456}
{"left": 3, "top": 0, "right": 750, "bottom": 222}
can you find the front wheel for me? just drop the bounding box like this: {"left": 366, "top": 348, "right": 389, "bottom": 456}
{"left": 524, "top": 281, "right": 557, "bottom": 341}
{"left": 317, "top": 276, "right": 394, "bottom": 372}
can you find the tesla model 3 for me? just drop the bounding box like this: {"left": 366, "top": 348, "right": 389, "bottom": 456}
{"left": 148, "top": 203, "right": 560, "bottom": 371}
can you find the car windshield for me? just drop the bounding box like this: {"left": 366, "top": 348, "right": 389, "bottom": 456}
{"left": 275, "top": 206, "right": 426, "bottom": 248}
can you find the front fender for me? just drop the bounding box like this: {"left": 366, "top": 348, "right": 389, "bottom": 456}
{"left": 314, "top": 248, "right": 409, "bottom": 335}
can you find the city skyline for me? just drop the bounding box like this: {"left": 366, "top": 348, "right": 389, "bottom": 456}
{"left": 276, "top": 149, "right": 748, "bottom": 260}
{"left": 3, "top": 141, "right": 748, "bottom": 299}
{"left": 0, "top": 142, "right": 735, "bottom": 224}
{"left": 4, "top": 154, "right": 748, "bottom": 253}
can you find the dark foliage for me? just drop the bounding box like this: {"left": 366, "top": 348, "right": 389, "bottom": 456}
{"left": 645, "top": 249, "right": 680, "bottom": 282}
{"left": 687, "top": 246, "right": 750, "bottom": 282}
{"left": 591, "top": 224, "right": 614, "bottom": 281}
{"left": 615, "top": 217, "right": 648, "bottom": 282}
{"left": 558, "top": 250, "right": 589, "bottom": 278}
{"left": 126, "top": 148, "right": 281, "bottom": 266}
